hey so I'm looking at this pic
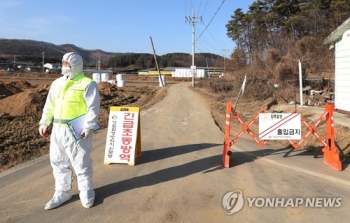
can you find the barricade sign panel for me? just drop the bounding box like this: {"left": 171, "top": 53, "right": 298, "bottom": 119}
{"left": 259, "top": 113, "right": 301, "bottom": 140}
{"left": 104, "top": 106, "right": 142, "bottom": 166}
{"left": 223, "top": 101, "right": 342, "bottom": 171}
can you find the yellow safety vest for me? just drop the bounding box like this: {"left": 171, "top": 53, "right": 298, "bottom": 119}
{"left": 52, "top": 73, "right": 92, "bottom": 127}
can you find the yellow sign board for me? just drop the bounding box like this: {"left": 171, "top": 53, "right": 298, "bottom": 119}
{"left": 104, "top": 106, "right": 141, "bottom": 166}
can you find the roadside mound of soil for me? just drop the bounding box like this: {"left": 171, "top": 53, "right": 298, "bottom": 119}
{"left": 0, "top": 80, "right": 33, "bottom": 99}
{"left": 0, "top": 75, "right": 168, "bottom": 172}
{"left": 0, "top": 88, "right": 48, "bottom": 117}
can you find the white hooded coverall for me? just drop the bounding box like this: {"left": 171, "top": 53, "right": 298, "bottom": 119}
{"left": 39, "top": 52, "right": 100, "bottom": 205}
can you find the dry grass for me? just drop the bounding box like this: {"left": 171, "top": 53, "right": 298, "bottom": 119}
{"left": 193, "top": 76, "right": 350, "bottom": 160}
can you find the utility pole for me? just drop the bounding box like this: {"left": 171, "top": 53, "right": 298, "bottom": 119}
{"left": 98, "top": 57, "right": 101, "bottom": 70}
{"left": 42, "top": 52, "right": 45, "bottom": 73}
{"left": 206, "top": 59, "right": 210, "bottom": 78}
{"left": 185, "top": 6, "right": 202, "bottom": 87}
{"left": 13, "top": 55, "right": 16, "bottom": 69}
{"left": 222, "top": 48, "right": 226, "bottom": 76}
{"left": 298, "top": 59, "right": 303, "bottom": 107}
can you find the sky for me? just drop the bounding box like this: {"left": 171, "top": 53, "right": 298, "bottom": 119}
{"left": 0, "top": 0, "right": 255, "bottom": 57}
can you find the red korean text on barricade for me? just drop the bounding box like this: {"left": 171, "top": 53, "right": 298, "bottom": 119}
{"left": 120, "top": 112, "right": 135, "bottom": 162}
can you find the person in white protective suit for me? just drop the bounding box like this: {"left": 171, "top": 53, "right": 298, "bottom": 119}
{"left": 38, "top": 52, "right": 100, "bottom": 210}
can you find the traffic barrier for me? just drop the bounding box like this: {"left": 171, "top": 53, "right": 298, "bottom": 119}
{"left": 223, "top": 101, "right": 232, "bottom": 168}
{"left": 223, "top": 102, "right": 342, "bottom": 171}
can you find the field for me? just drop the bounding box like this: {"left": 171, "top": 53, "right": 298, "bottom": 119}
{"left": 0, "top": 72, "right": 176, "bottom": 172}
{"left": 1, "top": 71, "right": 349, "bottom": 172}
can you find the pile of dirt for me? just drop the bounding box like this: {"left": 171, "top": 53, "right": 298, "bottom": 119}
{"left": 0, "top": 80, "right": 33, "bottom": 99}
{"left": 0, "top": 75, "right": 168, "bottom": 172}
{"left": 0, "top": 87, "right": 48, "bottom": 117}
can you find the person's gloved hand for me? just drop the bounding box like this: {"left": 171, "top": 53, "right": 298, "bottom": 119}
{"left": 39, "top": 125, "right": 48, "bottom": 137}
{"left": 80, "top": 128, "right": 93, "bottom": 139}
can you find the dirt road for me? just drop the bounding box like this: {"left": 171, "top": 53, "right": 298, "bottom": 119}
{"left": 1, "top": 82, "right": 350, "bottom": 222}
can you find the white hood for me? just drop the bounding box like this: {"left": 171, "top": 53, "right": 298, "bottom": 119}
{"left": 62, "top": 52, "right": 83, "bottom": 79}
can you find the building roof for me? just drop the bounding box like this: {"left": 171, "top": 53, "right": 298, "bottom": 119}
{"left": 83, "top": 69, "right": 113, "bottom": 74}
{"left": 323, "top": 17, "right": 350, "bottom": 45}
{"left": 44, "top": 63, "right": 61, "bottom": 66}
{"left": 14, "top": 61, "right": 34, "bottom": 65}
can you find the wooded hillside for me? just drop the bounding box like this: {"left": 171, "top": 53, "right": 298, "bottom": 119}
{"left": 225, "top": 0, "right": 350, "bottom": 81}
{"left": 1, "top": 0, "right": 349, "bottom": 75}
{"left": 106, "top": 52, "right": 223, "bottom": 69}
{"left": 0, "top": 39, "right": 118, "bottom": 65}
{"left": 0, "top": 39, "right": 223, "bottom": 69}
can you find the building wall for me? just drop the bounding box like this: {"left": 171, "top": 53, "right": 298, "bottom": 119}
{"left": 138, "top": 70, "right": 173, "bottom": 76}
{"left": 44, "top": 63, "right": 60, "bottom": 69}
{"left": 43, "top": 63, "right": 53, "bottom": 69}
{"left": 138, "top": 71, "right": 149, "bottom": 75}
{"left": 335, "top": 37, "right": 350, "bottom": 112}
{"left": 173, "top": 68, "right": 207, "bottom": 78}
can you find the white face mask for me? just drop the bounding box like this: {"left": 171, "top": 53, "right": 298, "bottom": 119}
{"left": 61, "top": 66, "right": 73, "bottom": 79}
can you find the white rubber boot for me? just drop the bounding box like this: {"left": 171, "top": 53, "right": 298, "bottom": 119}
{"left": 79, "top": 189, "right": 95, "bottom": 208}
{"left": 44, "top": 191, "right": 72, "bottom": 210}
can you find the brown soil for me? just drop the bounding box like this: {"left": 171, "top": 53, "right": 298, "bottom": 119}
{"left": 0, "top": 72, "right": 180, "bottom": 172}
{"left": 1, "top": 71, "right": 349, "bottom": 173}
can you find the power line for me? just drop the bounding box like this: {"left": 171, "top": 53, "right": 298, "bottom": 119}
{"left": 202, "top": 22, "right": 224, "bottom": 49}
{"left": 196, "top": 0, "right": 225, "bottom": 42}
{"left": 185, "top": 6, "right": 203, "bottom": 65}
{"left": 195, "top": 36, "right": 211, "bottom": 52}
{"left": 196, "top": 26, "right": 220, "bottom": 52}
{"left": 199, "top": 0, "right": 209, "bottom": 17}
{"left": 195, "top": 45, "right": 205, "bottom": 53}
{"left": 185, "top": 5, "right": 203, "bottom": 87}
{"left": 198, "top": 37, "right": 219, "bottom": 52}
{"left": 197, "top": 0, "right": 203, "bottom": 17}
{"left": 155, "top": 27, "right": 188, "bottom": 54}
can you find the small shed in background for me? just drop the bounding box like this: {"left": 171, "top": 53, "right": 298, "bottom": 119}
{"left": 44, "top": 63, "right": 61, "bottom": 70}
{"left": 323, "top": 17, "right": 350, "bottom": 114}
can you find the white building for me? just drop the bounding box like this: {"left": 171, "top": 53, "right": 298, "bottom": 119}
{"left": 323, "top": 17, "right": 350, "bottom": 113}
{"left": 43, "top": 63, "right": 61, "bottom": 73}
{"left": 43, "top": 63, "right": 61, "bottom": 70}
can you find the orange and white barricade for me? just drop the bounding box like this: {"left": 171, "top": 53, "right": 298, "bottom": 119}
{"left": 223, "top": 102, "right": 342, "bottom": 171}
